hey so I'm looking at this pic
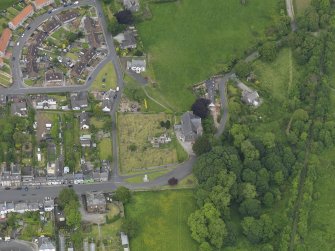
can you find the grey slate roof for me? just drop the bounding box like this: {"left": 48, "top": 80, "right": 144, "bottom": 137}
{"left": 181, "top": 111, "right": 203, "bottom": 141}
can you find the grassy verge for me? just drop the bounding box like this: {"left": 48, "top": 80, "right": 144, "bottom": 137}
{"left": 90, "top": 62, "right": 117, "bottom": 91}
{"left": 125, "top": 190, "right": 198, "bottom": 251}
{"left": 124, "top": 169, "right": 170, "bottom": 183}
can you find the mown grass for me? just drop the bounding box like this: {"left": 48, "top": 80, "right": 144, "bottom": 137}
{"left": 118, "top": 113, "right": 178, "bottom": 174}
{"left": 138, "top": 0, "right": 279, "bottom": 111}
{"left": 125, "top": 190, "right": 198, "bottom": 251}
{"left": 90, "top": 62, "right": 117, "bottom": 91}
{"left": 0, "top": 0, "right": 16, "bottom": 10}
{"left": 124, "top": 169, "right": 170, "bottom": 183}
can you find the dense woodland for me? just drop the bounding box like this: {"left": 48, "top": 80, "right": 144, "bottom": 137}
{"left": 188, "top": 0, "right": 335, "bottom": 250}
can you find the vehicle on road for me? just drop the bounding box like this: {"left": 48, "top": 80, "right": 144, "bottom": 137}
{"left": 16, "top": 42, "right": 19, "bottom": 46}
{"left": 74, "top": 1, "right": 79, "bottom": 4}
{"left": 68, "top": 184, "right": 73, "bottom": 188}
{"left": 5, "top": 187, "right": 10, "bottom": 190}
{"left": 27, "top": 26, "right": 31, "bottom": 30}
{"left": 16, "top": 187, "right": 22, "bottom": 190}
{"left": 24, "top": 186, "right": 28, "bottom": 191}
{"left": 48, "top": 10, "right": 52, "bottom": 14}
{"left": 12, "top": 57, "right": 15, "bottom": 60}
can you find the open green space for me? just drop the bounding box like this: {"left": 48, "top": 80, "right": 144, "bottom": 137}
{"left": 0, "top": 0, "right": 16, "bottom": 10}
{"left": 294, "top": 0, "right": 311, "bottom": 15}
{"left": 98, "top": 138, "right": 112, "bottom": 160}
{"left": 138, "top": 0, "right": 279, "bottom": 111}
{"left": 66, "top": 52, "right": 79, "bottom": 61}
{"left": 124, "top": 169, "right": 170, "bottom": 183}
{"left": 90, "top": 62, "right": 117, "bottom": 91}
{"left": 303, "top": 148, "right": 335, "bottom": 250}
{"left": 118, "top": 113, "right": 178, "bottom": 174}
{"left": 125, "top": 190, "right": 198, "bottom": 251}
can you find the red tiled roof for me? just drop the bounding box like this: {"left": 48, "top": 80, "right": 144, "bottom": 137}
{"left": 10, "top": 5, "right": 34, "bottom": 28}
{"left": 34, "top": 0, "right": 51, "bottom": 8}
{"left": 0, "top": 28, "right": 12, "bottom": 54}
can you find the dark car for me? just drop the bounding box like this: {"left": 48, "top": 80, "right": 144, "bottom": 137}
{"left": 12, "top": 57, "right": 15, "bottom": 61}
{"left": 68, "top": 184, "right": 73, "bottom": 188}
{"left": 5, "top": 187, "right": 10, "bottom": 190}
{"left": 48, "top": 10, "right": 52, "bottom": 14}
{"left": 27, "top": 26, "right": 31, "bottom": 30}
{"left": 24, "top": 186, "right": 28, "bottom": 191}
{"left": 35, "top": 186, "right": 40, "bottom": 189}
{"left": 16, "top": 187, "right": 22, "bottom": 190}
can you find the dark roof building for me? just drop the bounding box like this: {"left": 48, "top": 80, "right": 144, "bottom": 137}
{"left": 70, "top": 92, "right": 88, "bottom": 110}
{"left": 57, "top": 10, "right": 79, "bottom": 24}
{"left": 45, "top": 71, "right": 63, "bottom": 82}
{"left": 180, "top": 111, "right": 203, "bottom": 142}
{"left": 26, "top": 44, "right": 38, "bottom": 77}
{"left": 120, "top": 29, "right": 137, "bottom": 50}
{"left": 85, "top": 191, "right": 106, "bottom": 213}
{"left": 43, "top": 18, "right": 61, "bottom": 34}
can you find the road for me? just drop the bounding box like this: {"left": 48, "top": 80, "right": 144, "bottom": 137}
{"left": 286, "top": 0, "right": 297, "bottom": 31}
{"left": 0, "top": 240, "right": 37, "bottom": 251}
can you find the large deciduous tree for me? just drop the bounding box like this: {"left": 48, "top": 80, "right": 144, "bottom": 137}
{"left": 191, "top": 98, "right": 211, "bottom": 119}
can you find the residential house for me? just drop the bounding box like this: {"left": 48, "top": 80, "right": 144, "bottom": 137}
{"left": 180, "top": 111, "right": 203, "bottom": 142}
{"left": 11, "top": 101, "right": 27, "bottom": 117}
{"left": 0, "top": 28, "right": 12, "bottom": 57}
{"left": 10, "top": 163, "right": 22, "bottom": 187}
{"left": 6, "top": 202, "right": 15, "bottom": 213}
{"left": 80, "top": 112, "right": 90, "bottom": 130}
{"left": 85, "top": 191, "right": 106, "bottom": 213}
{"left": 80, "top": 135, "right": 92, "bottom": 147}
{"left": 26, "top": 44, "right": 39, "bottom": 77}
{"left": 8, "top": 5, "right": 34, "bottom": 30}
{"left": 242, "top": 90, "right": 261, "bottom": 107}
{"left": 35, "top": 96, "right": 57, "bottom": 110}
{"left": 15, "top": 202, "right": 28, "bottom": 214}
{"left": 74, "top": 173, "right": 84, "bottom": 184}
{"left": 43, "top": 198, "right": 54, "bottom": 212}
{"left": 38, "top": 236, "right": 56, "bottom": 251}
{"left": 33, "top": 0, "right": 54, "bottom": 11}
{"left": 45, "top": 71, "right": 63, "bottom": 83}
{"left": 101, "top": 89, "right": 116, "bottom": 112}
{"left": 126, "top": 59, "right": 146, "bottom": 74}
{"left": 28, "top": 202, "right": 40, "bottom": 212}
{"left": 70, "top": 92, "right": 88, "bottom": 110}
{"left": 71, "top": 48, "right": 96, "bottom": 77}
{"left": 21, "top": 166, "right": 34, "bottom": 185}
{"left": 123, "top": 0, "right": 140, "bottom": 12}
{"left": 34, "top": 176, "right": 47, "bottom": 186}
{"left": 120, "top": 29, "right": 137, "bottom": 50}
{"left": 84, "top": 17, "right": 101, "bottom": 49}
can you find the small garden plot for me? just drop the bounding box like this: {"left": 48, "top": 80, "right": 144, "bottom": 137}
{"left": 99, "top": 138, "right": 112, "bottom": 160}
{"left": 118, "top": 113, "right": 177, "bottom": 174}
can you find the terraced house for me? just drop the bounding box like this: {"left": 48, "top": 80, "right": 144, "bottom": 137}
{"left": 0, "top": 28, "right": 12, "bottom": 57}
{"left": 32, "top": 0, "right": 55, "bottom": 11}
{"left": 8, "top": 5, "right": 34, "bottom": 30}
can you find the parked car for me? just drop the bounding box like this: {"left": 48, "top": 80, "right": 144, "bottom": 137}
{"left": 5, "top": 187, "right": 10, "bottom": 190}
{"left": 24, "top": 186, "right": 28, "bottom": 191}
{"left": 16, "top": 187, "right": 22, "bottom": 190}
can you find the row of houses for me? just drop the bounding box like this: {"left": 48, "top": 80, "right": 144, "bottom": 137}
{"left": 0, "top": 161, "right": 110, "bottom": 187}
{"left": 8, "top": 0, "right": 55, "bottom": 30}
{"left": 0, "top": 198, "right": 54, "bottom": 216}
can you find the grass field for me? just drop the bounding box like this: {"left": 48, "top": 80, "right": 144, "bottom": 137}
{"left": 294, "top": 0, "right": 311, "bottom": 15}
{"left": 91, "top": 62, "right": 117, "bottom": 91}
{"left": 138, "top": 0, "right": 279, "bottom": 111}
{"left": 0, "top": 0, "right": 16, "bottom": 10}
{"left": 125, "top": 190, "right": 198, "bottom": 251}
{"left": 99, "top": 138, "right": 112, "bottom": 160}
{"left": 124, "top": 169, "right": 170, "bottom": 183}
{"left": 118, "top": 113, "right": 178, "bottom": 174}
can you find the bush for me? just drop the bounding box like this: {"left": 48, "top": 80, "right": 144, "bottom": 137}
{"left": 168, "top": 177, "right": 178, "bottom": 185}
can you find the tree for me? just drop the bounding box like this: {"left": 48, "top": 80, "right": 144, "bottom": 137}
{"left": 114, "top": 186, "right": 132, "bottom": 203}
{"left": 239, "top": 198, "right": 261, "bottom": 217}
{"left": 259, "top": 42, "right": 277, "bottom": 62}
{"left": 191, "top": 98, "right": 211, "bottom": 119}
{"left": 239, "top": 183, "right": 257, "bottom": 201}
{"left": 262, "top": 132, "right": 276, "bottom": 149}
{"left": 263, "top": 192, "right": 274, "bottom": 208}
{"left": 235, "top": 60, "right": 252, "bottom": 78}
{"left": 115, "top": 10, "right": 134, "bottom": 24}
{"left": 64, "top": 200, "right": 81, "bottom": 229}
{"left": 193, "top": 136, "right": 212, "bottom": 156}
{"left": 168, "top": 177, "right": 178, "bottom": 185}
{"left": 199, "top": 242, "right": 213, "bottom": 251}
{"left": 241, "top": 140, "right": 260, "bottom": 162}
{"left": 241, "top": 214, "right": 274, "bottom": 244}
{"left": 58, "top": 188, "right": 79, "bottom": 210}
{"left": 121, "top": 218, "right": 139, "bottom": 238}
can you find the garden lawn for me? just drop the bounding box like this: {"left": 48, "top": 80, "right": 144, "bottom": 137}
{"left": 90, "top": 62, "right": 117, "bottom": 91}
{"left": 138, "top": 0, "right": 279, "bottom": 111}
{"left": 99, "top": 138, "right": 112, "bottom": 160}
{"left": 125, "top": 190, "right": 198, "bottom": 251}
{"left": 0, "top": 0, "right": 16, "bottom": 10}
{"left": 118, "top": 113, "right": 178, "bottom": 174}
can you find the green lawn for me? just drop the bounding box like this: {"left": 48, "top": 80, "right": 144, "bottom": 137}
{"left": 124, "top": 169, "right": 170, "bottom": 183}
{"left": 66, "top": 52, "right": 79, "bottom": 61}
{"left": 0, "top": 0, "right": 16, "bottom": 10}
{"left": 138, "top": 0, "right": 279, "bottom": 111}
{"left": 125, "top": 190, "right": 198, "bottom": 251}
{"left": 99, "top": 138, "right": 112, "bottom": 160}
{"left": 91, "top": 62, "right": 117, "bottom": 91}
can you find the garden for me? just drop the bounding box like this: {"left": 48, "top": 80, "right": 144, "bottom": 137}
{"left": 117, "top": 113, "right": 179, "bottom": 174}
